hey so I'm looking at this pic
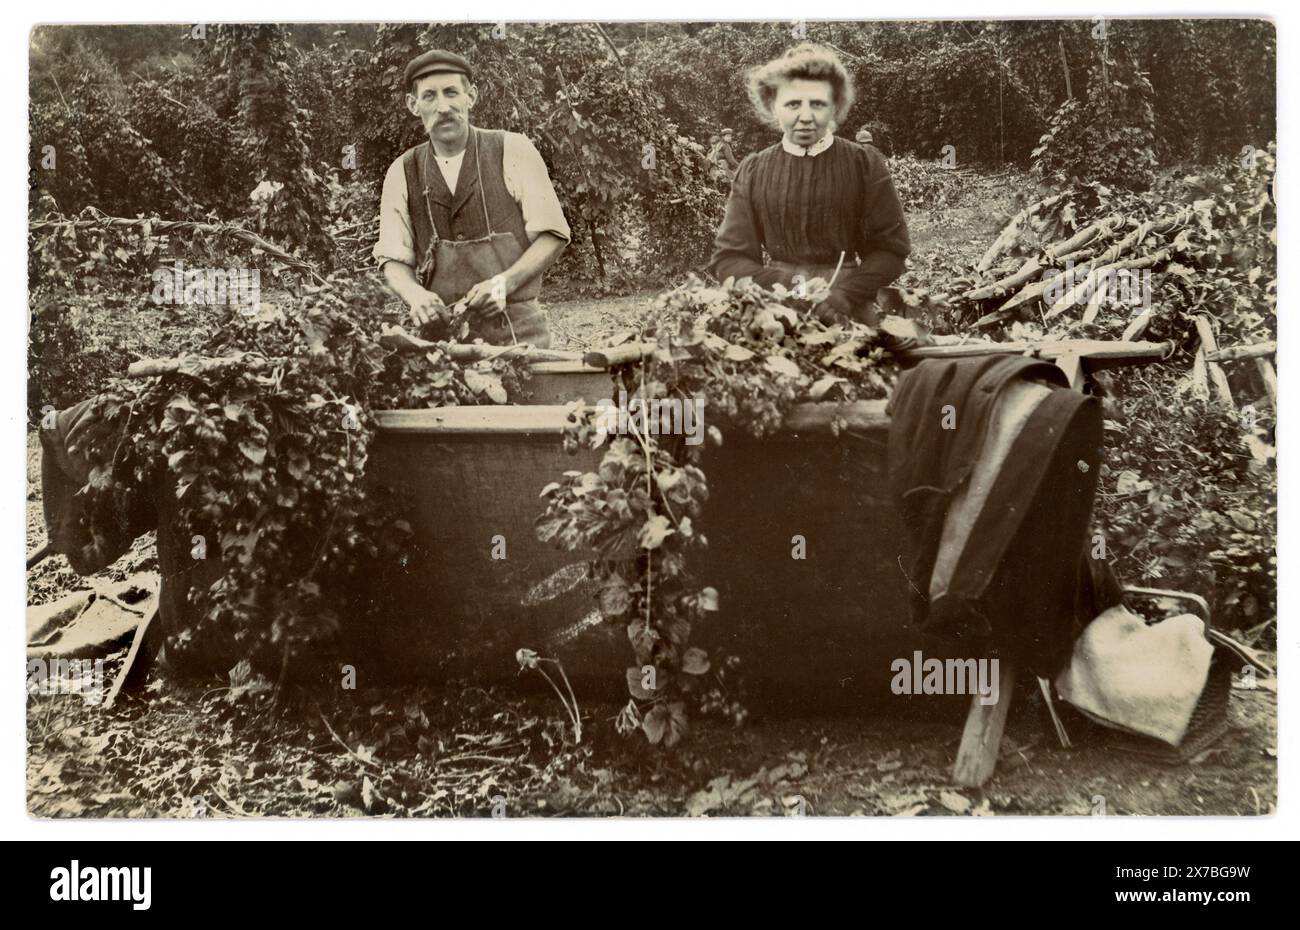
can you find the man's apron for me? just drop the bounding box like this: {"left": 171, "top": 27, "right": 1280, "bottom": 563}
{"left": 410, "top": 131, "right": 549, "bottom": 347}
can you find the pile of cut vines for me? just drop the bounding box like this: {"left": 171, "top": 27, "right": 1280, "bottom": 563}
{"left": 63, "top": 272, "right": 530, "bottom": 674}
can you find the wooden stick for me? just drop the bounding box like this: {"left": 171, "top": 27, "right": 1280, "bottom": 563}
{"left": 1190, "top": 345, "right": 1210, "bottom": 401}
{"left": 966, "top": 256, "right": 1047, "bottom": 302}
{"left": 378, "top": 329, "right": 582, "bottom": 363}
{"left": 103, "top": 603, "right": 161, "bottom": 709}
{"left": 968, "top": 214, "right": 1126, "bottom": 305}
{"left": 28, "top": 214, "right": 326, "bottom": 284}
{"left": 1193, "top": 315, "right": 1234, "bottom": 406}
{"left": 583, "top": 342, "right": 658, "bottom": 368}
{"left": 1210, "top": 341, "right": 1276, "bottom": 363}
{"left": 952, "top": 662, "right": 1017, "bottom": 787}
{"left": 127, "top": 354, "right": 281, "bottom": 378}
{"left": 26, "top": 543, "right": 51, "bottom": 571}
{"left": 1043, "top": 213, "right": 1124, "bottom": 264}
{"left": 1080, "top": 287, "right": 1105, "bottom": 326}
{"left": 1121, "top": 307, "right": 1153, "bottom": 342}
{"left": 975, "top": 192, "right": 1069, "bottom": 273}
{"left": 990, "top": 216, "right": 1184, "bottom": 325}
{"left": 1053, "top": 249, "right": 1171, "bottom": 314}
{"left": 1038, "top": 676, "right": 1071, "bottom": 749}
{"left": 983, "top": 253, "right": 1110, "bottom": 321}
{"left": 1256, "top": 357, "right": 1277, "bottom": 407}
{"left": 1052, "top": 245, "right": 1096, "bottom": 266}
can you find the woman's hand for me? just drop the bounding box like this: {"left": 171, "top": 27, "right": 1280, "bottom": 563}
{"left": 813, "top": 290, "right": 853, "bottom": 324}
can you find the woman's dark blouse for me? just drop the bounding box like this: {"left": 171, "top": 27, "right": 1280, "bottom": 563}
{"left": 708, "top": 137, "right": 911, "bottom": 309}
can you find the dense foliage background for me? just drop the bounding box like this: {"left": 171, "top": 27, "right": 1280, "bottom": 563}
{"left": 30, "top": 20, "right": 1275, "bottom": 287}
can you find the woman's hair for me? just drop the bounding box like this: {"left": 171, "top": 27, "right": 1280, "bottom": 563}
{"left": 746, "top": 43, "right": 855, "bottom": 129}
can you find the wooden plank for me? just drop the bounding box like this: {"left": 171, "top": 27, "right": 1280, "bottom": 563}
{"left": 585, "top": 338, "right": 1174, "bottom": 371}
{"left": 1054, "top": 350, "right": 1086, "bottom": 391}
{"left": 375, "top": 400, "right": 892, "bottom": 437}
{"left": 952, "top": 662, "right": 1018, "bottom": 787}
{"left": 777, "top": 401, "right": 889, "bottom": 434}
{"left": 903, "top": 338, "right": 1172, "bottom": 368}
{"left": 376, "top": 406, "right": 572, "bottom": 435}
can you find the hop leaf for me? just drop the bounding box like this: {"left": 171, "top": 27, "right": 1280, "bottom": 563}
{"left": 638, "top": 514, "right": 674, "bottom": 550}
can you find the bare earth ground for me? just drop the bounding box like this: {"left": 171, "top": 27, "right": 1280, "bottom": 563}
{"left": 26, "top": 168, "right": 1277, "bottom": 818}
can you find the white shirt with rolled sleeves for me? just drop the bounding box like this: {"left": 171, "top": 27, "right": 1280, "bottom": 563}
{"left": 373, "top": 131, "right": 571, "bottom": 270}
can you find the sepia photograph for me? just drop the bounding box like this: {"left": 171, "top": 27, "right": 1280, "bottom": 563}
{"left": 24, "top": 15, "right": 1277, "bottom": 826}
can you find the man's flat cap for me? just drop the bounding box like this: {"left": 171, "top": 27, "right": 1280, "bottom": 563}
{"left": 405, "top": 50, "right": 472, "bottom": 88}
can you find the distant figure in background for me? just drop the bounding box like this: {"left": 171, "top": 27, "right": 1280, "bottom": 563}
{"left": 855, "top": 126, "right": 874, "bottom": 145}
{"left": 705, "top": 133, "right": 722, "bottom": 174}
{"left": 717, "top": 128, "right": 740, "bottom": 179}
{"left": 709, "top": 43, "right": 911, "bottom": 326}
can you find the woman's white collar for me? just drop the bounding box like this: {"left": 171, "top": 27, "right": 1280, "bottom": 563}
{"left": 781, "top": 133, "right": 835, "bottom": 157}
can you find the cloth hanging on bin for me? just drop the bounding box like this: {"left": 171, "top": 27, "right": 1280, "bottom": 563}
{"left": 887, "top": 356, "right": 1121, "bottom": 676}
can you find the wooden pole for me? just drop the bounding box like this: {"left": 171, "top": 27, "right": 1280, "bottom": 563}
{"left": 127, "top": 355, "right": 279, "bottom": 378}
{"left": 1209, "top": 341, "right": 1276, "bottom": 363}
{"left": 1255, "top": 357, "right": 1278, "bottom": 408}
{"left": 1193, "top": 315, "right": 1235, "bottom": 406}
{"left": 952, "top": 662, "right": 1018, "bottom": 787}
{"left": 1058, "top": 31, "right": 1073, "bottom": 100}
{"left": 26, "top": 542, "right": 51, "bottom": 571}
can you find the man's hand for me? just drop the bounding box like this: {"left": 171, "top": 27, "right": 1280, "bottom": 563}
{"left": 463, "top": 274, "right": 509, "bottom": 319}
{"left": 407, "top": 288, "right": 448, "bottom": 328}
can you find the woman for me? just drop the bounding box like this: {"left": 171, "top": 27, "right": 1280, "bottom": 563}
{"left": 708, "top": 44, "right": 910, "bottom": 326}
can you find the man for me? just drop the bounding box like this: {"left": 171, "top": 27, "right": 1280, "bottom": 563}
{"left": 374, "top": 50, "right": 570, "bottom": 347}
{"left": 715, "top": 128, "right": 740, "bottom": 180}
{"left": 709, "top": 44, "right": 910, "bottom": 327}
